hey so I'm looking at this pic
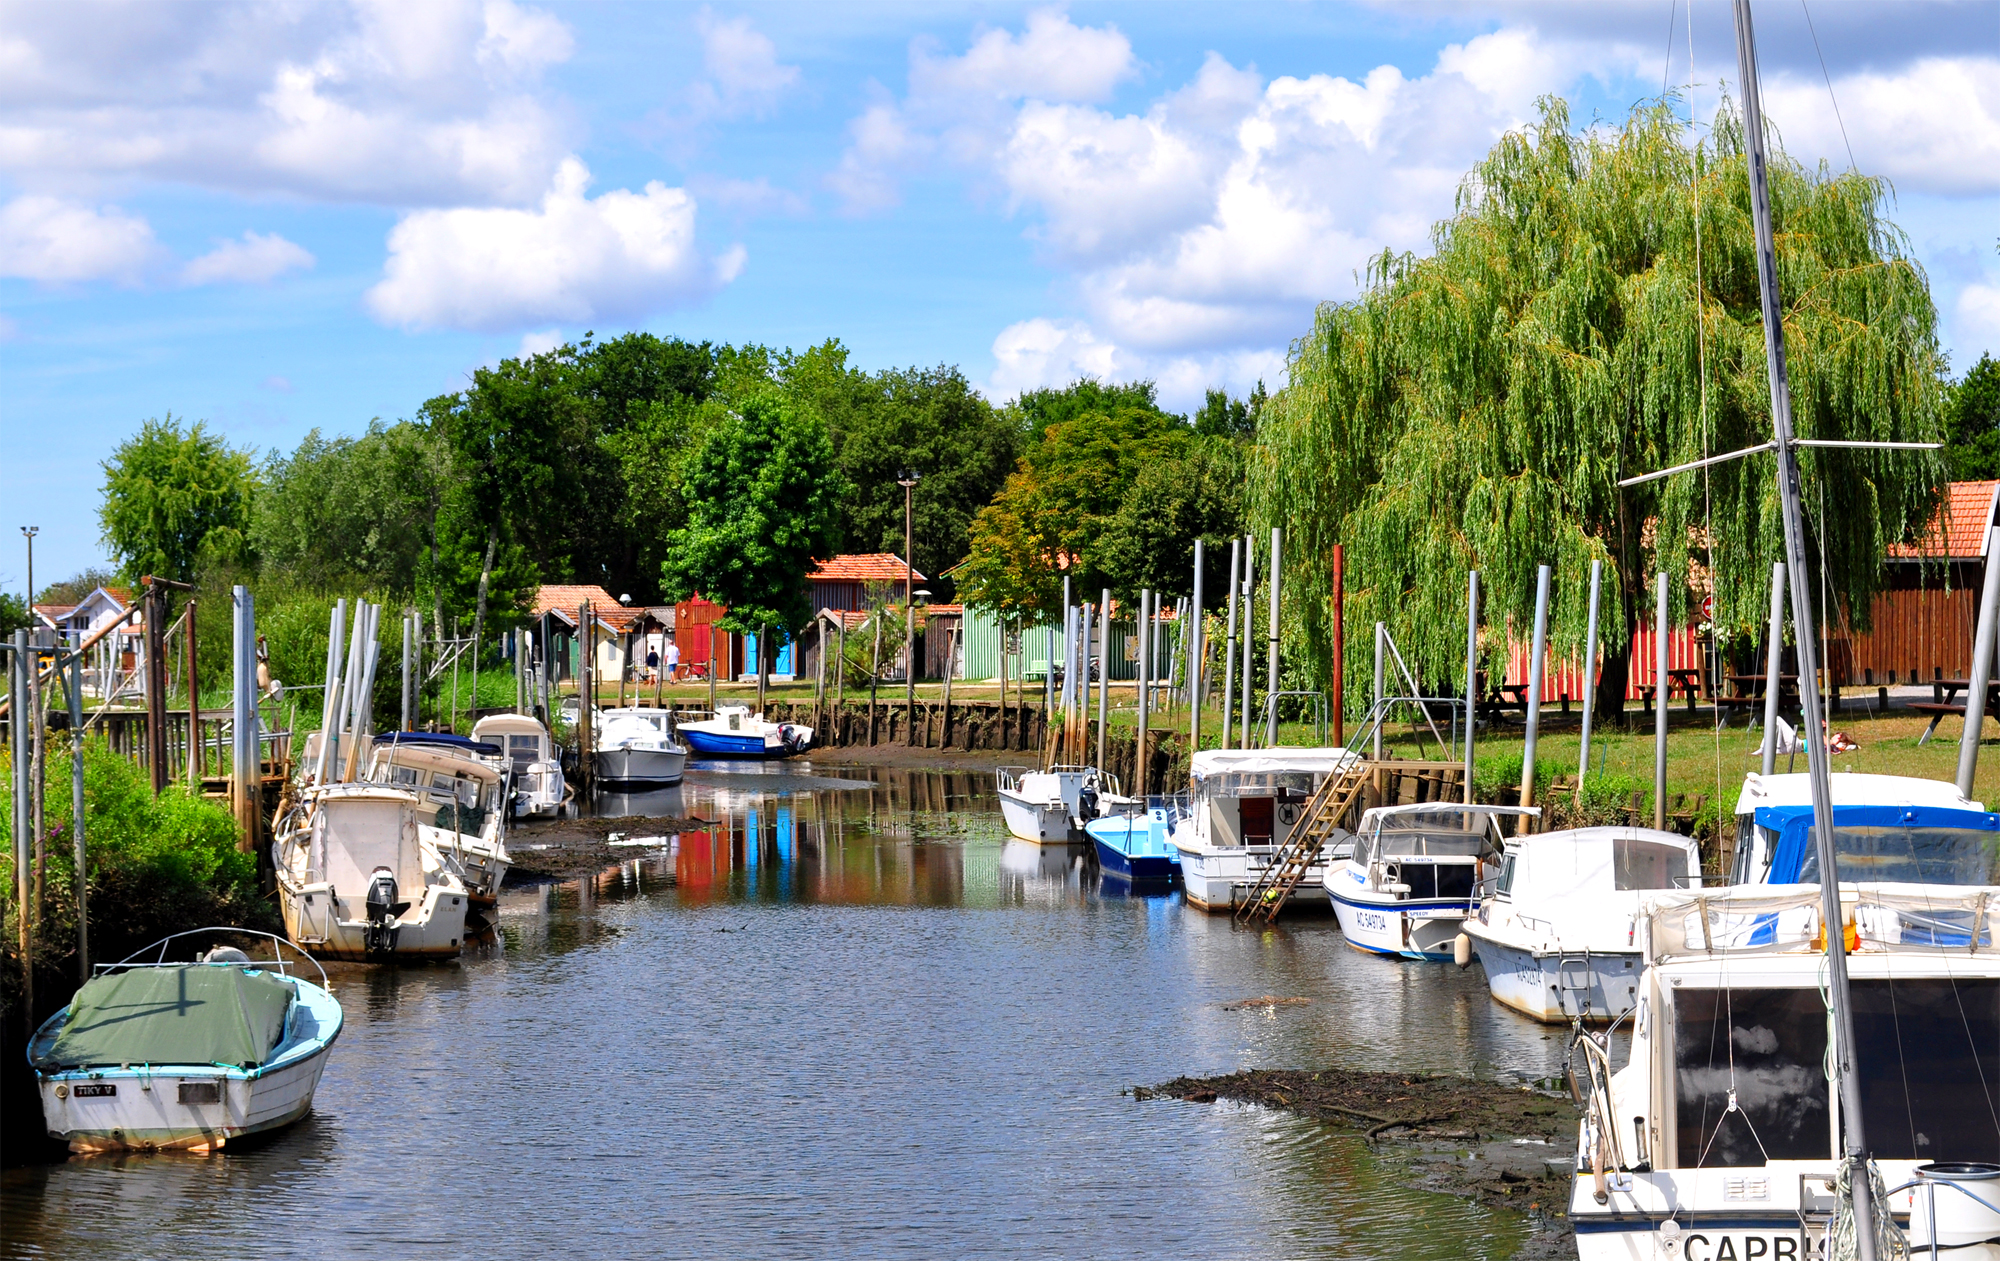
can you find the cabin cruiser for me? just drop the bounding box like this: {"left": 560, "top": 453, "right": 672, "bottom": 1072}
{"left": 592, "top": 707, "right": 688, "bottom": 786}
{"left": 1731, "top": 771, "right": 2000, "bottom": 887}
{"left": 1172, "top": 748, "right": 1359, "bottom": 912}
{"left": 1457, "top": 826, "right": 1701, "bottom": 1021}
{"left": 28, "top": 930, "right": 343, "bottom": 1154}
{"left": 995, "top": 765, "right": 1132, "bottom": 844}
{"left": 471, "top": 713, "right": 570, "bottom": 818}
{"left": 273, "top": 779, "right": 472, "bottom": 961}
{"left": 1567, "top": 882, "right": 2000, "bottom": 1259}
{"left": 678, "top": 705, "right": 811, "bottom": 758}
{"left": 366, "top": 733, "right": 512, "bottom": 904}
{"left": 1327, "top": 803, "right": 1536, "bottom": 959}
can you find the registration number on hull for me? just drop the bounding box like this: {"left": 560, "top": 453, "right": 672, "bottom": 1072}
{"left": 1665, "top": 1231, "right": 1823, "bottom": 1261}
{"left": 72, "top": 1083, "right": 117, "bottom": 1097}
{"left": 1352, "top": 911, "right": 1390, "bottom": 932}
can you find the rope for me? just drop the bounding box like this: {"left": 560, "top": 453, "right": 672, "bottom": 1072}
{"left": 1832, "top": 1159, "right": 1909, "bottom": 1261}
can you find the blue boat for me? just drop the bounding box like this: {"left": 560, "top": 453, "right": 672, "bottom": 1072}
{"left": 1085, "top": 803, "right": 1183, "bottom": 884}
{"left": 676, "top": 705, "right": 812, "bottom": 759}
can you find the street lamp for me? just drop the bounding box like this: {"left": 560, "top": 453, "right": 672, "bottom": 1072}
{"left": 897, "top": 471, "right": 920, "bottom": 726}
{"left": 20, "top": 526, "right": 37, "bottom": 613}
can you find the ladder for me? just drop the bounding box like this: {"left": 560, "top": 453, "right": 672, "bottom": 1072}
{"left": 1235, "top": 761, "right": 1371, "bottom": 925}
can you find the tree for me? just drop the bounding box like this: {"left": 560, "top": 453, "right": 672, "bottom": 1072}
{"left": 251, "top": 420, "right": 450, "bottom": 593}
{"left": 35, "top": 567, "right": 120, "bottom": 605}
{"left": 1192, "top": 383, "right": 1266, "bottom": 440}
{"left": 1943, "top": 353, "right": 2000, "bottom": 480}
{"left": 1253, "top": 96, "right": 1947, "bottom": 711}
{"left": 1096, "top": 437, "right": 1245, "bottom": 600}
{"left": 98, "top": 415, "right": 257, "bottom": 584}
{"left": 0, "top": 592, "right": 28, "bottom": 637}
{"left": 660, "top": 391, "right": 849, "bottom": 634}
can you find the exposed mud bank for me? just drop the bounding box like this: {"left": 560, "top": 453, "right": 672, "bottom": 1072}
{"left": 504, "top": 814, "right": 712, "bottom": 883}
{"left": 1142, "top": 1067, "right": 1581, "bottom": 1260}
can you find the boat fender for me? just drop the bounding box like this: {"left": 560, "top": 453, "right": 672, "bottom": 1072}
{"left": 1452, "top": 934, "right": 1472, "bottom": 969}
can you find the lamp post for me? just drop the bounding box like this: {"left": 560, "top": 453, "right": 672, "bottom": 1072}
{"left": 20, "top": 526, "right": 37, "bottom": 618}
{"left": 898, "top": 470, "right": 920, "bottom": 735}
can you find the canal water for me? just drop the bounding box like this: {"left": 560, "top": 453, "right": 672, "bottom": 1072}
{"left": 1, "top": 762, "right": 1571, "bottom": 1260}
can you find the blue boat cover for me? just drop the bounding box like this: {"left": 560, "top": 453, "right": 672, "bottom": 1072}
{"left": 382, "top": 732, "right": 503, "bottom": 758}
{"left": 1754, "top": 803, "right": 2000, "bottom": 883}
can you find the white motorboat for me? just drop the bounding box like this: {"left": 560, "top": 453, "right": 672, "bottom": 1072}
{"left": 366, "top": 733, "right": 513, "bottom": 904}
{"left": 28, "top": 930, "right": 343, "bottom": 1154}
{"left": 1326, "top": 802, "right": 1536, "bottom": 959}
{"left": 1172, "top": 748, "right": 1360, "bottom": 912}
{"left": 1457, "top": 826, "right": 1701, "bottom": 1021}
{"left": 593, "top": 707, "right": 688, "bottom": 786}
{"left": 1568, "top": 882, "right": 2000, "bottom": 1259}
{"left": 472, "top": 712, "right": 570, "bottom": 818}
{"left": 678, "top": 704, "right": 811, "bottom": 758}
{"left": 994, "top": 765, "right": 1124, "bottom": 844}
{"left": 1731, "top": 770, "right": 2000, "bottom": 886}
{"left": 273, "top": 780, "right": 473, "bottom": 961}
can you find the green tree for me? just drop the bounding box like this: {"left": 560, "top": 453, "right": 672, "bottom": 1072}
{"left": 1192, "top": 382, "right": 1266, "bottom": 440}
{"left": 1096, "top": 437, "right": 1245, "bottom": 600}
{"left": 1254, "top": 96, "right": 1947, "bottom": 711}
{"left": 98, "top": 415, "right": 257, "bottom": 584}
{"left": 0, "top": 592, "right": 28, "bottom": 637}
{"left": 252, "top": 420, "right": 451, "bottom": 593}
{"left": 660, "top": 391, "right": 850, "bottom": 634}
{"left": 35, "top": 567, "right": 120, "bottom": 606}
{"left": 1943, "top": 353, "right": 2000, "bottom": 480}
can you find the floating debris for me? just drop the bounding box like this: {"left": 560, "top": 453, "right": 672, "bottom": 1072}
{"left": 1218, "top": 995, "right": 1313, "bottom": 1011}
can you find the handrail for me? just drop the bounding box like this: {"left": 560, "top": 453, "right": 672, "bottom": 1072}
{"left": 108, "top": 927, "right": 330, "bottom": 988}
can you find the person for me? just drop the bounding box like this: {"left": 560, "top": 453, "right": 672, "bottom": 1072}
{"left": 665, "top": 638, "right": 681, "bottom": 681}
{"left": 645, "top": 646, "right": 660, "bottom": 683}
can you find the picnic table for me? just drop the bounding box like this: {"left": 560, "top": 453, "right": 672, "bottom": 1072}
{"left": 1635, "top": 668, "right": 1704, "bottom": 715}
{"left": 1913, "top": 677, "right": 2000, "bottom": 745}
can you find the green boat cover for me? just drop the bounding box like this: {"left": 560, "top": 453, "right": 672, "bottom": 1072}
{"left": 38, "top": 966, "right": 293, "bottom": 1070}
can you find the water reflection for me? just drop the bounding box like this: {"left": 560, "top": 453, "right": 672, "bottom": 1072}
{"left": 4, "top": 759, "right": 1568, "bottom": 1261}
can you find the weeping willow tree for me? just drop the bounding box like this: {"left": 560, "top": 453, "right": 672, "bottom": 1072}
{"left": 1252, "top": 95, "right": 1947, "bottom": 714}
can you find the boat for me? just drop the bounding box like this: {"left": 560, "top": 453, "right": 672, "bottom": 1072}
{"left": 1326, "top": 802, "right": 1537, "bottom": 959}
{"left": 1731, "top": 770, "right": 2000, "bottom": 887}
{"left": 365, "top": 732, "right": 513, "bottom": 904}
{"left": 272, "top": 779, "right": 473, "bottom": 961}
{"left": 592, "top": 707, "right": 688, "bottom": 785}
{"left": 27, "top": 930, "right": 343, "bottom": 1154}
{"left": 1567, "top": 882, "right": 2000, "bottom": 1258}
{"left": 471, "top": 712, "right": 570, "bottom": 818}
{"left": 676, "top": 704, "right": 811, "bottom": 758}
{"left": 1456, "top": 825, "right": 1701, "bottom": 1021}
{"left": 1172, "top": 748, "right": 1360, "bottom": 913}
{"left": 1084, "top": 799, "right": 1183, "bottom": 883}
{"left": 995, "top": 765, "right": 1124, "bottom": 843}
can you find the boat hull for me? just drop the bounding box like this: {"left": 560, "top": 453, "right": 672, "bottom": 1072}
{"left": 280, "top": 882, "right": 470, "bottom": 962}
{"left": 1091, "top": 837, "right": 1177, "bottom": 883}
{"left": 1177, "top": 846, "right": 1330, "bottom": 913}
{"left": 1328, "top": 887, "right": 1467, "bottom": 960}
{"left": 680, "top": 728, "right": 777, "bottom": 757}
{"left": 1463, "top": 928, "right": 1642, "bottom": 1023}
{"left": 999, "top": 788, "right": 1073, "bottom": 843}
{"left": 594, "top": 745, "right": 686, "bottom": 785}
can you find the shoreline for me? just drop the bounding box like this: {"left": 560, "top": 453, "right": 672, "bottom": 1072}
{"left": 1143, "top": 1067, "right": 1579, "bottom": 1260}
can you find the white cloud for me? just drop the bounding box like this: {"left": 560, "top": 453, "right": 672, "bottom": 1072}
{"left": 181, "top": 230, "right": 315, "bottom": 285}
{"left": 366, "top": 158, "right": 744, "bottom": 332}
{"left": 1764, "top": 56, "right": 2000, "bottom": 197}
{"left": 986, "top": 316, "right": 1281, "bottom": 412}
{"left": 0, "top": 194, "right": 158, "bottom": 284}
{"left": 262, "top": 374, "right": 292, "bottom": 392}
{"left": 1958, "top": 282, "right": 2000, "bottom": 357}
{"left": 687, "top": 9, "right": 799, "bottom": 120}
{"left": 519, "top": 328, "right": 563, "bottom": 358}
{"left": 691, "top": 175, "right": 809, "bottom": 219}
{"left": 0, "top": 0, "right": 578, "bottom": 207}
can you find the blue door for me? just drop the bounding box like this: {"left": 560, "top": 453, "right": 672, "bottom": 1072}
{"left": 742, "top": 630, "right": 794, "bottom": 677}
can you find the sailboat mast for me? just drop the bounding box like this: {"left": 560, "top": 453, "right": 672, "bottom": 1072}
{"left": 1730, "top": 3, "right": 1876, "bottom": 1254}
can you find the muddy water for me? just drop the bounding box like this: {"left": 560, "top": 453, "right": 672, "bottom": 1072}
{"left": 1, "top": 762, "right": 1572, "bottom": 1260}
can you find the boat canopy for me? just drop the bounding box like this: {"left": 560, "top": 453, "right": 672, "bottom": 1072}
{"left": 1188, "top": 748, "right": 1358, "bottom": 781}
{"left": 380, "top": 731, "right": 503, "bottom": 758}
{"left": 1752, "top": 803, "right": 2000, "bottom": 885}
{"left": 1358, "top": 802, "right": 1539, "bottom": 827}
{"left": 36, "top": 966, "right": 292, "bottom": 1071}
{"left": 471, "top": 714, "right": 547, "bottom": 738}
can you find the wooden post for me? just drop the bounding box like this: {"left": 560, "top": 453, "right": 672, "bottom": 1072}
{"left": 67, "top": 645, "right": 87, "bottom": 983}
{"left": 757, "top": 623, "right": 769, "bottom": 717}
{"left": 869, "top": 609, "right": 882, "bottom": 746}
{"left": 998, "top": 615, "right": 1009, "bottom": 752}
{"left": 707, "top": 620, "right": 717, "bottom": 714}
{"left": 144, "top": 581, "right": 168, "bottom": 793}
{"left": 617, "top": 630, "right": 631, "bottom": 709}
{"left": 814, "top": 616, "right": 827, "bottom": 734}
{"left": 578, "top": 600, "right": 595, "bottom": 797}
{"left": 11, "top": 632, "right": 32, "bottom": 1018}
{"left": 940, "top": 621, "right": 957, "bottom": 748}
{"left": 653, "top": 622, "right": 666, "bottom": 708}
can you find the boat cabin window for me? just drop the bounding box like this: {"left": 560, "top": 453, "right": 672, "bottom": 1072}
{"left": 507, "top": 734, "right": 541, "bottom": 760}
{"left": 1376, "top": 827, "right": 1487, "bottom": 859}
{"left": 1797, "top": 826, "right": 2000, "bottom": 886}
{"left": 1849, "top": 978, "right": 2000, "bottom": 1161}
{"left": 1674, "top": 987, "right": 1829, "bottom": 1168}
{"left": 1612, "top": 838, "right": 1690, "bottom": 891}
{"left": 1731, "top": 816, "right": 1762, "bottom": 884}
{"left": 1388, "top": 861, "right": 1476, "bottom": 901}
{"left": 1495, "top": 853, "right": 1518, "bottom": 898}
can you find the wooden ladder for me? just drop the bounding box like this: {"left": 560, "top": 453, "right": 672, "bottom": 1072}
{"left": 1236, "top": 763, "right": 1371, "bottom": 925}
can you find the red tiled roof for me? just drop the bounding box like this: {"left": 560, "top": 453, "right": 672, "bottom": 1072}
{"left": 1887, "top": 481, "right": 1999, "bottom": 560}
{"left": 33, "top": 604, "right": 77, "bottom": 620}
{"left": 820, "top": 608, "right": 872, "bottom": 630}
{"left": 809, "top": 553, "right": 925, "bottom": 583}
{"left": 529, "top": 584, "right": 645, "bottom": 629}
{"left": 102, "top": 586, "right": 132, "bottom": 608}
{"left": 925, "top": 603, "right": 964, "bottom": 615}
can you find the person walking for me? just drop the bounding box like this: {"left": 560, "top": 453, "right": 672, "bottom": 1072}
{"left": 665, "top": 637, "right": 681, "bottom": 681}
{"left": 645, "top": 646, "right": 660, "bottom": 684}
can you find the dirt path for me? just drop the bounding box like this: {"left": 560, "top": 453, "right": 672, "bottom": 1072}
{"left": 1143, "top": 1067, "right": 1580, "bottom": 1260}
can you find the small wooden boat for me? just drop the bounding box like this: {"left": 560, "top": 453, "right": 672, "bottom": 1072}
{"left": 678, "top": 705, "right": 811, "bottom": 757}
{"left": 27, "top": 930, "right": 342, "bottom": 1154}
{"left": 592, "top": 707, "right": 688, "bottom": 785}
{"left": 1456, "top": 826, "right": 1700, "bottom": 1021}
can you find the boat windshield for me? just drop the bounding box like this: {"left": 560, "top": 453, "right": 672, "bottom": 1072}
{"left": 1204, "top": 771, "right": 1317, "bottom": 798}
{"left": 1675, "top": 980, "right": 2000, "bottom": 1167}
{"left": 1798, "top": 826, "right": 2000, "bottom": 886}
{"left": 1373, "top": 812, "right": 1491, "bottom": 858}
{"left": 1614, "top": 838, "right": 1691, "bottom": 891}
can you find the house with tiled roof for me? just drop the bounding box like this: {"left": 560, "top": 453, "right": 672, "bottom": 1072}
{"left": 526, "top": 583, "right": 670, "bottom": 685}
{"left": 1842, "top": 480, "right": 2000, "bottom": 686}
{"left": 1886, "top": 480, "right": 1999, "bottom": 566}
{"left": 810, "top": 553, "right": 924, "bottom": 612}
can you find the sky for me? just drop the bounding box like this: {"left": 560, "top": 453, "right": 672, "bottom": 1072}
{"left": 3, "top": 0, "right": 1998, "bottom": 588}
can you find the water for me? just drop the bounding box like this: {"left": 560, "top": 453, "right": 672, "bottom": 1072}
{"left": 1, "top": 762, "right": 1573, "bottom": 1260}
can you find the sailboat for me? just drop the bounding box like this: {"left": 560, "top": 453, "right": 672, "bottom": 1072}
{"left": 1567, "top": 7, "right": 2000, "bottom": 1258}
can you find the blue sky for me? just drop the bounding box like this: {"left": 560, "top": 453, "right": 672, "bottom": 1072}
{"left": 4, "top": 0, "right": 1998, "bottom": 587}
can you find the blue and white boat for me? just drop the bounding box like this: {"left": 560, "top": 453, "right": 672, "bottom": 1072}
{"left": 1084, "top": 800, "right": 1183, "bottom": 883}
{"left": 678, "top": 705, "right": 812, "bottom": 758}
{"left": 1730, "top": 770, "right": 2000, "bottom": 886}
{"left": 1327, "top": 802, "right": 1537, "bottom": 960}
{"left": 28, "top": 930, "right": 342, "bottom": 1154}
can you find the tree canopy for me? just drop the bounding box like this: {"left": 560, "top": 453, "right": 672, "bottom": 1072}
{"left": 1944, "top": 353, "right": 2000, "bottom": 481}
{"left": 98, "top": 415, "right": 257, "bottom": 585}
{"left": 1253, "top": 96, "right": 1947, "bottom": 708}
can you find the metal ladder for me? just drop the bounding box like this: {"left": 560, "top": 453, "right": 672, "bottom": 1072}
{"left": 1235, "top": 763, "right": 1370, "bottom": 924}
{"left": 1556, "top": 953, "right": 1595, "bottom": 1020}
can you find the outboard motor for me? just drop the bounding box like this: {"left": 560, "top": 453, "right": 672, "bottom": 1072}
{"left": 1077, "top": 782, "right": 1099, "bottom": 822}
{"left": 779, "top": 723, "right": 805, "bottom": 752}
{"left": 363, "top": 865, "right": 410, "bottom": 954}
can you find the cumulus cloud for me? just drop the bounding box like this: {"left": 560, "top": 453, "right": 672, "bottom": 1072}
{"left": 181, "top": 230, "right": 315, "bottom": 285}
{"left": 365, "top": 158, "right": 744, "bottom": 332}
{"left": 687, "top": 9, "right": 799, "bottom": 120}
{"left": 0, "top": 194, "right": 158, "bottom": 284}
{"left": 1764, "top": 56, "right": 2000, "bottom": 197}
{"left": 0, "top": 0, "right": 578, "bottom": 207}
